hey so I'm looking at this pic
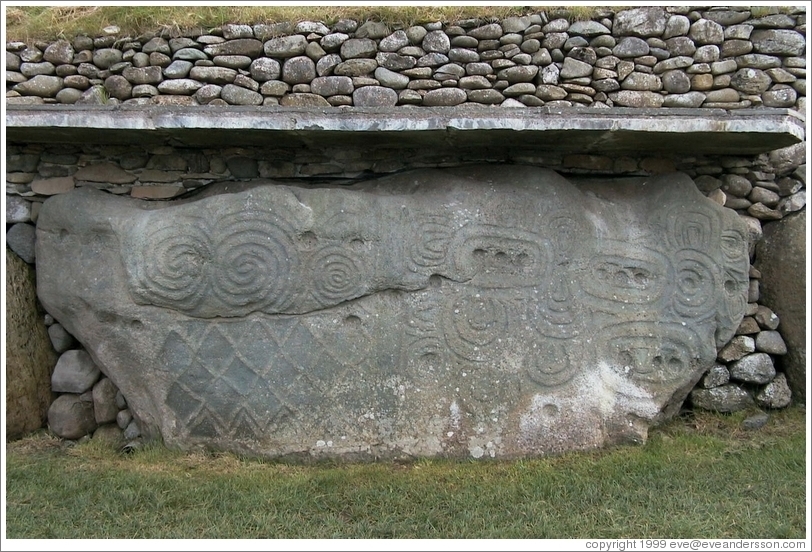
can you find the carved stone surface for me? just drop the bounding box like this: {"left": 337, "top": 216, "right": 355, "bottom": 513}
{"left": 36, "top": 166, "right": 749, "bottom": 459}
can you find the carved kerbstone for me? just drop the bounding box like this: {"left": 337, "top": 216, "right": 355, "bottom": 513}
{"left": 36, "top": 166, "right": 749, "bottom": 459}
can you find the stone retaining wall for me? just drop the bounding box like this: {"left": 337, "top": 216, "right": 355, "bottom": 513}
{"left": 4, "top": 5, "right": 807, "bottom": 448}
{"left": 6, "top": 6, "right": 806, "bottom": 111}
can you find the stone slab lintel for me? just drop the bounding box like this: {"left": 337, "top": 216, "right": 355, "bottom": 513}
{"left": 6, "top": 105, "right": 805, "bottom": 155}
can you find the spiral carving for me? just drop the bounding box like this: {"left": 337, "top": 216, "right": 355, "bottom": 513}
{"left": 211, "top": 212, "right": 298, "bottom": 311}
{"left": 310, "top": 245, "right": 366, "bottom": 307}
{"left": 672, "top": 249, "right": 719, "bottom": 320}
{"left": 131, "top": 210, "right": 297, "bottom": 315}
{"left": 443, "top": 295, "right": 508, "bottom": 361}
{"left": 136, "top": 217, "right": 212, "bottom": 312}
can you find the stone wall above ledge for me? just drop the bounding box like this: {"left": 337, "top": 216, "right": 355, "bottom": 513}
{"left": 5, "top": 104, "right": 805, "bottom": 155}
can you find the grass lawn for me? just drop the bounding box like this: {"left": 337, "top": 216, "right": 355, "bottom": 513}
{"left": 4, "top": 407, "right": 807, "bottom": 540}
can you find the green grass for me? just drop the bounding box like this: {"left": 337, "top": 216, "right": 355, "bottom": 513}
{"left": 5, "top": 5, "right": 613, "bottom": 43}
{"left": 5, "top": 407, "right": 807, "bottom": 539}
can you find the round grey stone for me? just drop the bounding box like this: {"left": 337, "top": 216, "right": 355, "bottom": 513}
{"left": 568, "top": 20, "right": 611, "bottom": 37}
{"left": 55, "top": 88, "right": 82, "bottom": 104}
{"left": 48, "top": 394, "right": 98, "bottom": 440}
{"left": 374, "top": 67, "right": 409, "bottom": 89}
{"left": 751, "top": 29, "right": 805, "bottom": 56}
{"left": 142, "top": 37, "right": 171, "bottom": 55}
{"left": 320, "top": 33, "right": 349, "bottom": 53}
{"left": 104, "top": 75, "right": 132, "bottom": 100}
{"left": 379, "top": 31, "right": 409, "bottom": 53}
{"left": 157, "top": 78, "right": 203, "bottom": 95}
{"left": 163, "top": 60, "right": 193, "bottom": 79}
{"left": 690, "top": 384, "right": 754, "bottom": 412}
{"left": 735, "top": 54, "right": 782, "bottom": 69}
{"left": 701, "top": 364, "right": 730, "bottom": 389}
{"left": 422, "top": 87, "right": 466, "bottom": 106}
{"left": 694, "top": 44, "right": 720, "bottom": 63}
{"left": 117, "top": 409, "right": 133, "bottom": 430}
{"left": 406, "top": 26, "right": 428, "bottom": 45}
{"left": 204, "top": 39, "right": 263, "bottom": 58}
{"left": 123, "top": 420, "right": 141, "bottom": 440}
{"left": 609, "top": 90, "right": 664, "bottom": 108}
{"left": 729, "top": 353, "right": 776, "bottom": 384}
{"left": 311, "top": 76, "right": 354, "bottom": 96}
{"left": 264, "top": 35, "right": 307, "bottom": 58}
{"left": 279, "top": 93, "right": 330, "bottom": 107}
{"left": 193, "top": 84, "right": 222, "bottom": 104}
{"left": 763, "top": 86, "right": 797, "bottom": 107}
{"left": 6, "top": 223, "right": 37, "bottom": 264}
{"left": 559, "top": 57, "right": 593, "bottom": 79}
{"left": 466, "top": 89, "right": 504, "bottom": 104}
{"left": 422, "top": 30, "right": 451, "bottom": 54}
{"left": 334, "top": 59, "right": 378, "bottom": 77}
{"left": 613, "top": 37, "right": 649, "bottom": 58}
{"left": 190, "top": 66, "right": 237, "bottom": 85}
{"left": 92, "top": 377, "right": 119, "bottom": 424}
{"left": 316, "top": 54, "right": 342, "bottom": 76}
{"left": 20, "top": 61, "right": 56, "bottom": 77}
{"left": 663, "top": 15, "right": 691, "bottom": 39}
{"left": 213, "top": 55, "right": 252, "bottom": 70}
{"left": 458, "top": 75, "right": 491, "bottom": 90}
{"left": 689, "top": 19, "right": 724, "bottom": 45}
{"left": 352, "top": 86, "right": 397, "bottom": 107}
{"left": 92, "top": 48, "right": 122, "bottom": 69}
{"left": 755, "top": 331, "right": 788, "bottom": 355}
{"left": 449, "top": 48, "right": 480, "bottom": 63}
{"left": 123, "top": 66, "right": 163, "bottom": 85}
{"left": 43, "top": 40, "right": 75, "bottom": 65}
{"left": 498, "top": 65, "right": 538, "bottom": 83}
{"left": 220, "top": 84, "right": 262, "bottom": 106}
{"left": 742, "top": 412, "right": 769, "bottom": 430}
{"left": 721, "top": 39, "right": 753, "bottom": 58}
{"left": 621, "top": 72, "right": 662, "bottom": 91}
{"left": 468, "top": 23, "right": 503, "bottom": 40}
{"left": 613, "top": 7, "right": 668, "bottom": 37}
{"left": 341, "top": 38, "right": 378, "bottom": 59}
{"left": 52, "top": 350, "right": 101, "bottom": 394}
{"left": 13, "top": 75, "right": 63, "bottom": 97}
{"left": 355, "top": 21, "right": 389, "bottom": 39}
{"left": 248, "top": 58, "right": 280, "bottom": 81}
{"left": 718, "top": 335, "right": 756, "bottom": 362}
{"left": 173, "top": 47, "right": 209, "bottom": 61}
{"left": 756, "top": 373, "right": 792, "bottom": 409}
{"left": 376, "top": 52, "right": 416, "bottom": 71}
{"left": 131, "top": 84, "right": 159, "bottom": 98}
{"left": 282, "top": 56, "right": 316, "bottom": 85}
{"left": 730, "top": 68, "right": 771, "bottom": 94}
{"left": 661, "top": 70, "right": 691, "bottom": 93}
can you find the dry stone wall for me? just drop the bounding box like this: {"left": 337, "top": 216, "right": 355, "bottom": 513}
{"left": 5, "top": 6, "right": 806, "bottom": 111}
{"left": 4, "top": 5, "right": 807, "bottom": 450}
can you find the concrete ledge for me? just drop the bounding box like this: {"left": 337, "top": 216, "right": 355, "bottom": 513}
{"left": 6, "top": 105, "right": 805, "bottom": 155}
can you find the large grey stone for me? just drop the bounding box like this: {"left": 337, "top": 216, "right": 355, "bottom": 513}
{"left": 47, "top": 393, "right": 98, "bottom": 439}
{"left": 750, "top": 30, "right": 805, "bottom": 56}
{"left": 6, "top": 223, "right": 37, "bottom": 264}
{"left": 690, "top": 384, "right": 754, "bottom": 412}
{"left": 13, "top": 75, "right": 63, "bottom": 97}
{"left": 613, "top": 8, "right": 668, "bottom": 37}
{"left": 755, "top": 211, "right": 806, "bottom": 402}
{"left": 6, "top": 248, "right": 56, "bottom": 440}
{"left": 51, "top": 350, "right": 101, "bottom": 394}
{"left": 729, "top": 353, "right": 776, "bottom": 384}
{"left": 352, "top": 86, "right": 397, "bottom": 107}
{"left": 755, "top": 372, "right": 792, "bottom": 409}
{"left": 264, "top": 35, "right": 307, "bottom": 58}
{"left": 93, "top": 377, "right": 120, "bottom": 424}
{"left": 36, "top": 167, "right": 749, "bottom": 460}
